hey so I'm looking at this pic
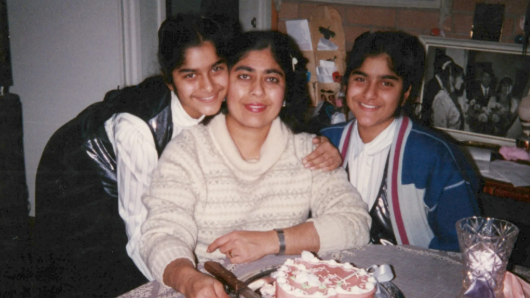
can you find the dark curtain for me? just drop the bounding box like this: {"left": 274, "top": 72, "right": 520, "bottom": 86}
{"left": 0, "top": 92, "right": 31, "bottom": 297}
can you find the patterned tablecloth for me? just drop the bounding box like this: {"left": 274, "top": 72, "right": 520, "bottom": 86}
{"left": 118, "top": 244, "right": 465, "bottom": 298}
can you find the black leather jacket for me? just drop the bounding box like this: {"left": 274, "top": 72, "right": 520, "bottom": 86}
{"left": 33, "top": 76, "right": 173, "bottom": 297}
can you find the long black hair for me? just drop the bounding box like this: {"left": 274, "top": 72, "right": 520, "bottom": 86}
{"left": 222, "top": 30, "right": 313, "bottom": 134}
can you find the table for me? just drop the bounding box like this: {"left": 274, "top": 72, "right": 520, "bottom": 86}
{"left": 118, "top": 245, "right": 465, "bottom": 298}
{"left": 483, "top": 178, "right": 530, "bottom": 204}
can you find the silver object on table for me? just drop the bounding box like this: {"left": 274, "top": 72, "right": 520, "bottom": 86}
{"left": 204, "top": 261, "right": 261, "bottom": 298}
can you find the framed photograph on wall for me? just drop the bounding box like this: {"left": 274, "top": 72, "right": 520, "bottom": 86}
{"left": 419, "top": 35, "right": 529, "bottom": 147}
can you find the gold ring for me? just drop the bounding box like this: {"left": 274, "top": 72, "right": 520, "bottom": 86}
{"left": 227, "top": 250, "right": 233, "bottom": 258}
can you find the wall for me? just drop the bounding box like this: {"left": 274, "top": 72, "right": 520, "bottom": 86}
{"left": 277, "top": 0, "right": 527, "bottom": 50}
{"left": 7, "top": 0, "right": 124, "bottom": 216}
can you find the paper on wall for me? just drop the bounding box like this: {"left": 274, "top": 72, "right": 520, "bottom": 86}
{"left": 316, "top": 60, "right": 337, "bottom": 83}
{"left": 286, "top": 20, "right": 313, "bottom": 51}
{"left": 317, "top": 38, "right": 338, "bottom": 50}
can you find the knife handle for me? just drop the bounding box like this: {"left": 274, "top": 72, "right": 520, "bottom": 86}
{"left": 204, "top": 261, "right": 247, "bottom": 291}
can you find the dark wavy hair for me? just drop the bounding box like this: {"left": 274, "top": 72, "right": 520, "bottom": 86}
{"left": 439, "top": 62, "right": 464, "bottom": 93}
{"left": 344, "top": 31, "right": 426, "bottom": 106}
{"left": 222, "top": 30, "right": 312, "bottom": 134}
{"left": 157, "top": 14, "right": 241, "bottom": 84}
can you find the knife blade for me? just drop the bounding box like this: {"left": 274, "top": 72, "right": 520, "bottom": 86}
{"left": 204, "top": 261, "right": 261, "bottom": 298}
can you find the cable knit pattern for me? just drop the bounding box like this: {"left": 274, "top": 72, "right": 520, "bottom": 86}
{"left": 140, "top": 114, "right": 370, "bottom": 284}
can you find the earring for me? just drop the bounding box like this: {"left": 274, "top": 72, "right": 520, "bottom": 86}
{"left": 223, "top": 97, "right": 226, "bottom": 102}
{"left": 282, "top": 101, "right": 286, "bottom": 107}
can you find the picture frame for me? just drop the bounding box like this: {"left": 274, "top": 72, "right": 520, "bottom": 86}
{"left": 309, "top": 0, "right": 441, "bottom": 9}
{"left": 419, "top": 35, "right": 529, "bottom": 147}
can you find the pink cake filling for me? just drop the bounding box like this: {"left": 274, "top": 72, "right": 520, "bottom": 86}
{"left": 274, "top": 252, "right": 376, "bottom": 298}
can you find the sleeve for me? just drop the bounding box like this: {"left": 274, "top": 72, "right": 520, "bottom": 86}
{"left": 139, "top": 131, "right": 204, "bottom": 283}
{"left": 113, "top": 114, "right": 158, "bottom": 280}
{"left": 432, "top": 93, "right": 449, "bottom": 128}
{"left": 510, "top": 98, "right": 518, "bottom": 114}
{"left": 305, "top": 135, "right": 371, "bottom": 251}
{"left": 426, "top": 145, "right": 480, "bottom": 251}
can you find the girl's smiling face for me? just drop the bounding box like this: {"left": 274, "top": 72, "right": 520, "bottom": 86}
{"left": 346, "top": 54, "right": 410, "bottom": 143}
{"left": 168, "top": 41, "right": 229, "bottom": 119}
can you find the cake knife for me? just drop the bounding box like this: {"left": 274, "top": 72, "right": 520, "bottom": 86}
{"left": 204, "top": 261, "right": 261, "bottom": 298}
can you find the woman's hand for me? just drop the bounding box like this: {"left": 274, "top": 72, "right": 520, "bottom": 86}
{"left": 302, "top": 136, "right": 341, "bottom": 171}
{"left": 163, "top": 259, "right": 229, "bottom": 298}
{"left": 207, "top": 230, "right": 278, "bottom": 264}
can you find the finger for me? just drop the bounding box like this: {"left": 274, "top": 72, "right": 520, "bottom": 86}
{"left": 318, "top": 136, "right": 330, "bottom": 144}
{"left": 304, "top": 136, "right": 330, "bottom": 164}
{"left": 303, "top": 145, "right": 325, "bottom": 165}
{"left": 213, "top": 280, "right": 231, "bottom": 298}
{"left": 320, "top": 160, "right": 341, "bottom": 172}
{"left": 307, "top": 155, "right": 328, "bottom": 170}
{"left": 207, "top": 234, "right": 233, "bottom": 253}
{"left": 223, "top": 247, "right": 239, "bottom": 259}
{"left": 229, "top": 255, "right": 243, "bottom": 264}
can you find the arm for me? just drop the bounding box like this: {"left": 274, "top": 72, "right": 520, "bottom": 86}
{"left": 163, "top": 259, "right": 229, "bottom": 298}
{"left": 140, "top": 135, "right": 204, "bottom": 286}
{"left": 427, "top": 148, "right": 480, "bottom": 251}
{"left": 206, "top": 222, "right": 320, "bottom": 264}
{"left": 432, "top": 94, "right": 449, "bottom": 128}
{"left": 308, "top": 166, "right": 371, "bottom": 252}
{"left": 113, "top": 114, "right": 158, "bottom": 280}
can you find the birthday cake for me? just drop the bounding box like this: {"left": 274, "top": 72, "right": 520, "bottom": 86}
{"left": 259, "top": 251, "right": 376, "bottom": 298}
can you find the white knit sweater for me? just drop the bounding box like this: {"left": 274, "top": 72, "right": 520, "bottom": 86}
{"left": 140, "top": 114, "right": 370, "bottom": 283}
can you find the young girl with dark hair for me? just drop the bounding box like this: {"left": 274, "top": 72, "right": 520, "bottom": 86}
{"left": 322, "top": 31, "right": 479, "bottom": 252}
{"left": 140, "top": 31, "right": 370, "bottom": 298}
{"left": 34, "top": 15, "right": 340, "bottom": 297}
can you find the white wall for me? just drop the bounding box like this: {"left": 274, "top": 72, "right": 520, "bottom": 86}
{"left": 8, "top": 0, "right": 165, "bottom": 216}
{"left": 8, "top": 0, "right": 125, "bottom": 216}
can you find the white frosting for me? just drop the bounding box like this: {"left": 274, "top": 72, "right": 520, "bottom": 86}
{"left": 293, "top": 271, "right": 321, "bottom": 287}
{"left": 248, "top": 279, "right": 267, "bottom": 291}
{"left": 276, "top": 251, "right": 376, "bottom": 298}
{"left": 260, "top": 283, "right": 276, "bottom": 297}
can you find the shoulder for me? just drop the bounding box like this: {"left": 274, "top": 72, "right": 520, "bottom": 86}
{"left": 320, "top": 120, "right": 354, "bottom": 147}
{"left": 292, "top": 132, "right": 317, "bottom": 157}
{"left": 320, "top": 120, "right": 350, "bottom": 135}
{"left": 433, "top": 89, "right": 448, "bottom": 100}
{"left": 406, "top": 122, "right": 463, "bottom": 162}
{"left": 163, "top": 124, "right": 208, "bottom": 158}
{"left": 104, "top": 76, "right": 171, "bottom": 121}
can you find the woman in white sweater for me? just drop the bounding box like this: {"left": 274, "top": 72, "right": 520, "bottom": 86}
{"left": 140, "top": 31, "right": 371, "bottom": 298}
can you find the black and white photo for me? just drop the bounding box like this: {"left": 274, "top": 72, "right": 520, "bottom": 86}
{"left": 419, "top": 36, "right": 530, "bottom": 145}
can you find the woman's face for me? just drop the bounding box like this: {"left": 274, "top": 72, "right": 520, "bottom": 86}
{"left": 226, "top": 48, "right": 285, "bottom": 132}
{"left": 346, "top": 54, "right": 409, "bottom": 143}
{"left": 453, "top": 74, "right": 464, "bottom": 91}
{"left": 501, "top": 82, "right": 512, "bottom": 95}
{"left": 168, "top": 41, "right": 229, "bottom": 119}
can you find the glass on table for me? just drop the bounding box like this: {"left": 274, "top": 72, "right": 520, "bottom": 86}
{"left": 456, "top": 216, "right": 519, "bottom": 298}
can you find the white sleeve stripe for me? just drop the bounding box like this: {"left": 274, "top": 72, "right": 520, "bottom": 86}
{"left": 444, "top": 180, "right": 465, "bottom": 191}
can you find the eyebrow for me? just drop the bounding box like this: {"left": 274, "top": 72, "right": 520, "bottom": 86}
{"left": 178, "top": 59, "right": 225, "bottom": 73}
{"left": 351, "top": 70, "right": 400, "bottom": 81}
{"left": 234, "top": 65, "right": 284, "bottom": 77}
